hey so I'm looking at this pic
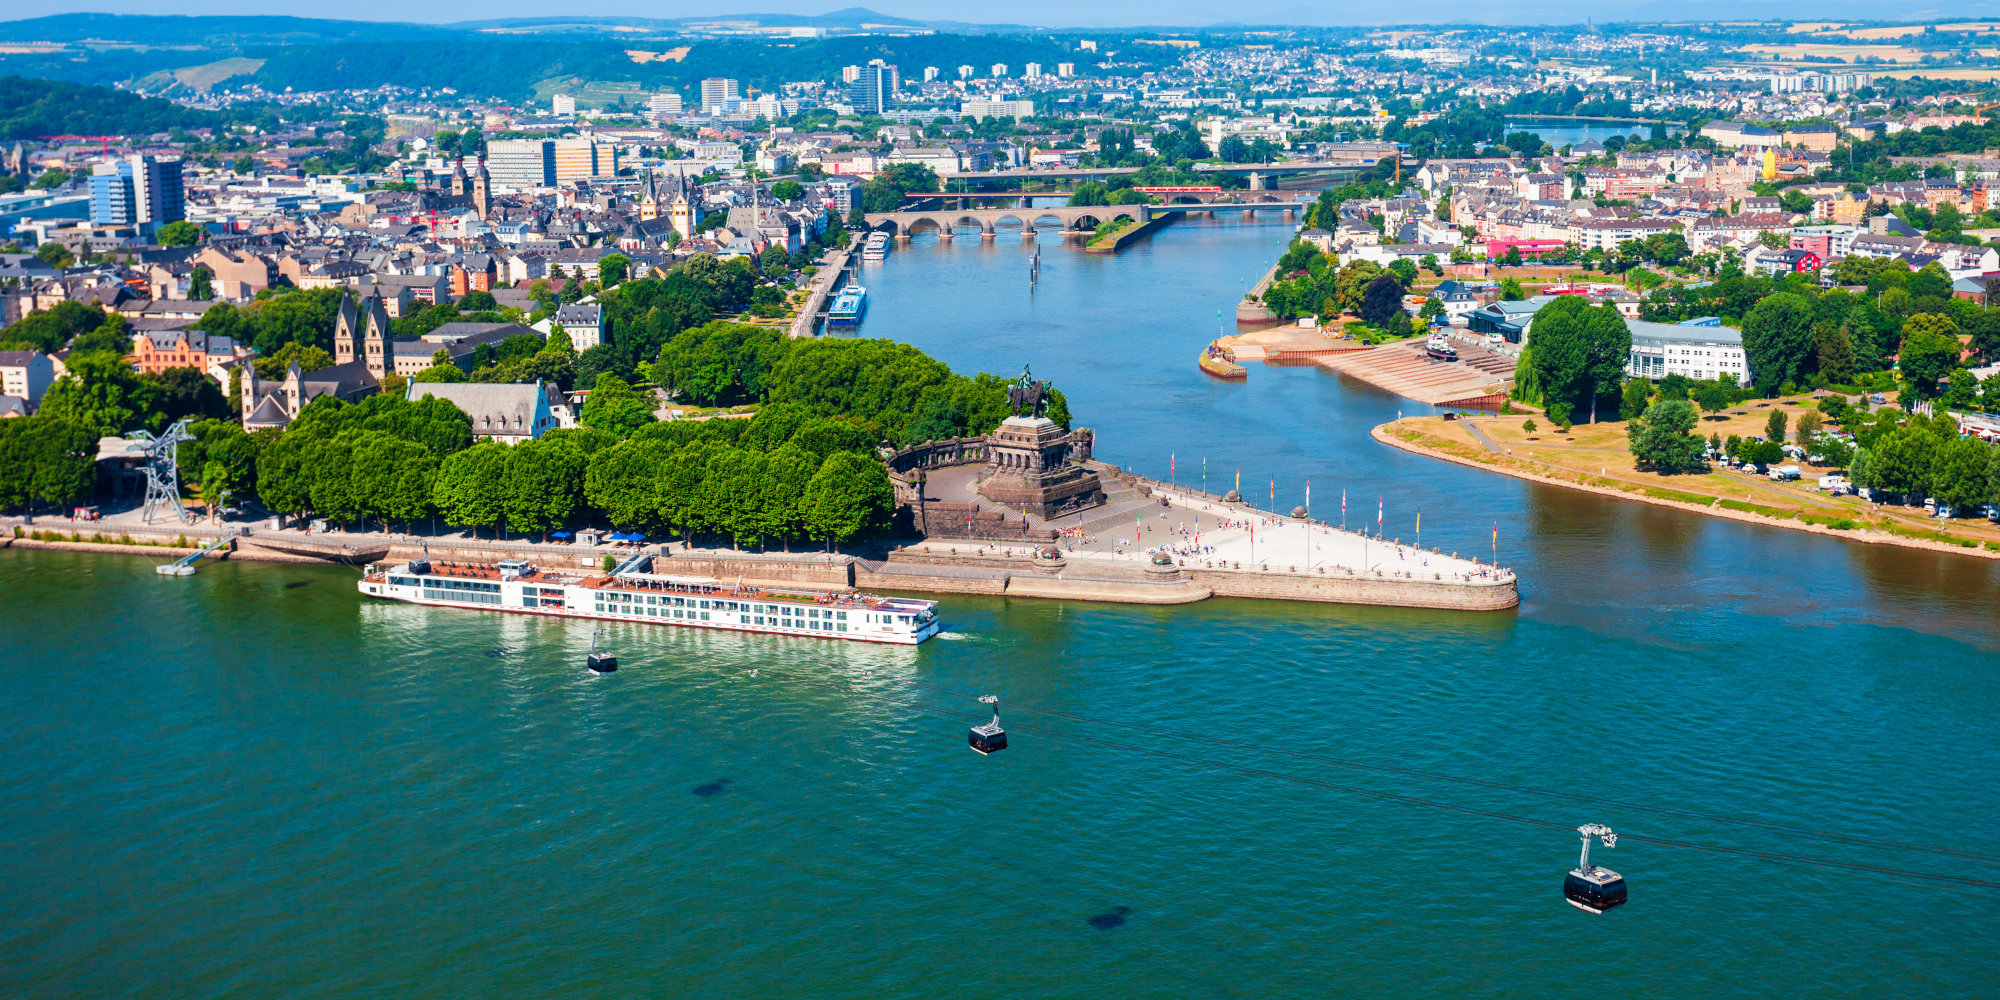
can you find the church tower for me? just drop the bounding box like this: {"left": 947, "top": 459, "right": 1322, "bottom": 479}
{"left": 360, "top": 295, "right": 394, "bottom": 379}
{"left": 639, "top": 172, "right": 660, "bottom": 222}
{"left": 473, "top": 160, "right": 491, "bottom": 220}
{"left": 450, "top": 158, "right": 469, "bottom": 197}
{"left": 332, "top": 293, "right": 362, "bottom": 366}
{"left": 669, "top": 177, "right": 696, "bottom": 238}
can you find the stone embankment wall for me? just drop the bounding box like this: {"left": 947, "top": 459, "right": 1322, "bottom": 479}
{"left": 1190, "top": 567, "right": 1518, "bottom": 611}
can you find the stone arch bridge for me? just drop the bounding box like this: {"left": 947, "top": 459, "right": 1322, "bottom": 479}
{"left": 864, "top": 196, "right": 1306, "bottom": 239}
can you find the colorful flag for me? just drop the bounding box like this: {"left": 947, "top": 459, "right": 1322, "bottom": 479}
{"left": 1235, "top": 469, "right": 1240, "bottom": 493}
{"left": 1170, "top": 452, "right": 1175, "bottom": 477}
{"left": 1341, "top": 489, "right": 1347, "bottom": 512}
{"left": 1493, "top": 522, "right": 1498, "bottom": 545}
{"left": 1377, "top": 497, "right": 1383, "bottom": 526}
{"left": 1415, "top": 511, "right": 1421, "bottom": 533}
{"left": 1269, "top": 475, "right": 1274, "bottom": 504}
{"left": 1305, "top": 479, "right": 1311, "bottom": 509}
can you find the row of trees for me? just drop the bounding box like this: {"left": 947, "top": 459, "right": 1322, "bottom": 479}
{"left": 238, "top": 381, "right": 898, "bottom": 547}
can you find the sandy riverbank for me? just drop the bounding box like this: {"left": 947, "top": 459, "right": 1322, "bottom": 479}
{"left": 1372, "top": 419, "right": 2000, "bottom": 562}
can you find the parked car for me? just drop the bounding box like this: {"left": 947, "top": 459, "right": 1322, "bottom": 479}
{"left": 1869, "top": 393, "right": 1888, "bottom": 405}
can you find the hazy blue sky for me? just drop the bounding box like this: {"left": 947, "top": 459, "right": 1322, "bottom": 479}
{"left": 15, "top": 0, "right": 2000, "bottom": 27}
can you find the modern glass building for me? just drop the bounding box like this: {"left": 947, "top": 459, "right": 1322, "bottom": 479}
{"left": 89, "top": 155, "right": 184, "bottom": 230}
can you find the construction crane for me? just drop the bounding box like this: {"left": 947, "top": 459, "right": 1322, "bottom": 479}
{"left": 1979, "top": 104, "right": 2000, "bottom": 119}
{"left": 38, "top": 134, "right": 118, "bottom": 154}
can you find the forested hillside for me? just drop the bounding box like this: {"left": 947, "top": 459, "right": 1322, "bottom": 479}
{"left": 0, "top": 76, "right": 224, "bottom": 140}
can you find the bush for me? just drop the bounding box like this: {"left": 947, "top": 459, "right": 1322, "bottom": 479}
{"left": 1522, "top": 419, "right": 1537, "bottom": 433}
{"left": 1830, "top": 519, "right": 1857, "bottom": 530}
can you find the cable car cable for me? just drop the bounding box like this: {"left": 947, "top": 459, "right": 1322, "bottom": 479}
{"left": 974, "top": 693, "right": 2000, "bottom": 864}
{"left": 622, "top": 641, "right": 2000, "bottom": 893}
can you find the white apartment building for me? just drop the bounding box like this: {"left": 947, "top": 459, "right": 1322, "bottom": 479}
{"left": 648, "top": 92, "right": 684, "bottom": 116}
{"left": 552, "top": 94, "right": 576, "bottom": 116}
{"left": 1625, "top": 320, "right": 1751, "bottom": 386}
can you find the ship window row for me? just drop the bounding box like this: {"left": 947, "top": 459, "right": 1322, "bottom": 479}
{"left": 424, "top": 587, "right": 501, "bottom": 605}
{"left": 428, "top": 579, "right": 501, "bottom": 594}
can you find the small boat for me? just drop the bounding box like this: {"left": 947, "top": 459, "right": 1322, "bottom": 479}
{"left": 827, "top": 285, "right": 867, "bottom": 327}
{"left": 861, "top": 232, "right": 890, "bottom": 261}
{"left": 1425, "top": 334, "right": 1459, "bottom": 362}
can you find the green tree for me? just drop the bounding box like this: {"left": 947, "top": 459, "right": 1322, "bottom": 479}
{"left": 1815, "top": 323, "right": 1857, "bottom": 384}
{"left": 1898, "top": 315, "right": 1963, "bottom": 402}
{"left": 770, "top": 179, "right": 804, "bottom": 202}
{"left": 802, "top": 450, "right": 893, "bottom": 548}
{"left": 1765, "top": 408, "right": 1788, "bottom": 445}
{"left": 0, "top": 416, "right": 97, "bottom": 511}
{"left": 154, "top": 221, "right": 201, "bottom": 247}
{"left": 1933, "top": 437, "right": 1994, "bottom": 513}
{"left": 580, "top": 373, "right": 658, "bottom": 438}
{"left": 583, "top": 438, "right": 669, "bottom": 531}
{"left": 1870, "top": 425, "right": 1942, "bottom": 496}
{"left": 188, "top": 264, "right": 214, "bottom": 301}
{"left": 351, "top": 433, "right": 438, "bottom": 530}
{"left": 0, "top": 300, "right": 104, "bottom": 352}
{"left": 1740, "top": 293, "right": 1815, "bottom": 395}
{"left": 412, "top": 362, "right": 468, "bottom": 383}
{"left": 502, "top": 438, "right": 586, "bottom": 541}
{"left": 432, "top": 441, "right": 511, "bottom": 538}
{"left": 37, "top": 352, "right": 160, "bottom": 436}
{"left": 598, "top": 252, "right": 631, "bottom": 287}
{"left": 1619, "top": 379, "right": 1651, "bottom": 421}
{"left": 1525, "top": 296, "right": 1631, "bottom": 423}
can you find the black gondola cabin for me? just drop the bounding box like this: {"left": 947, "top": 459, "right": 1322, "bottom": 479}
{"left": 1563, "top": 867, "right": 1627, "bottom": 914}
{"left": 968, "top": 720, "right": 1007, "bottom": 755}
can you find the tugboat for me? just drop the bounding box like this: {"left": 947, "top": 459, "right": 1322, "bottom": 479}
{"left": 1425, "top": 334, "right": 1459, "bottom": 362}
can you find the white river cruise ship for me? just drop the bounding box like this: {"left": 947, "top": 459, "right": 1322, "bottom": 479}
{"left": 359, "top": 553, "right": 941, "bottom": 645}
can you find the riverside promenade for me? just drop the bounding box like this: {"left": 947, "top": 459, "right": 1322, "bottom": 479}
{"left": 3, "top": 468, "right": 1519, "bottom": 612}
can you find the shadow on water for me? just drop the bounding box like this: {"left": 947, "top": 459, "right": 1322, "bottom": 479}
{"left": 691, "top": 778, "right": 734, "bottom": 797}
{"left": 1087, "top": 905, "right": 1133, "bottom": 930}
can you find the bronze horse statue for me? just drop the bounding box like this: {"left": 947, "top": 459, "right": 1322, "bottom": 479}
{"left": 1006, "top": 365, "right": 1051, "bottom": 419}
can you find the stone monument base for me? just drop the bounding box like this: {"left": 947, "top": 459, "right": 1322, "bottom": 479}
{"left": 976, "top": 416, "right": 1106, "bottom": 520}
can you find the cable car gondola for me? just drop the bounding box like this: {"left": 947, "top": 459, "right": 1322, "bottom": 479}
{"left": 586, "top": 628, "right": 617, "bottom": 673}
{"left": 1563, "top": 824, "right": 1626, "bottom": 914}
{"left": 968, "top": 694, "right": 1007, "bottom": 755}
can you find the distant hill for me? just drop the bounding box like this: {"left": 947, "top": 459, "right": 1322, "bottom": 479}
{"left": 0, "top": 76, "right": 224, "bottom": 141}
{"left": 0, "top": 14, "right": 461, "bottom": 46}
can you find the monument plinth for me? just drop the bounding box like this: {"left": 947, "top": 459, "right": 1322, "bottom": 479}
{"left": 974, "top": 365, "right": 1106, "bottom": 520}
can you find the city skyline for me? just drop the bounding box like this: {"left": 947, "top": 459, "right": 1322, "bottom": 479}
{"left": 14, "top": 1, "right": 2000, "bottom": 27}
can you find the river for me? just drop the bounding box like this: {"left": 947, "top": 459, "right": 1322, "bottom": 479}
{"left": 5, "top": 215, "right": 1998, "bottom": 999}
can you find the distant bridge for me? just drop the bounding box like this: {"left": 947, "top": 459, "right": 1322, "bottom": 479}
{"left": 866, "top": 196, "right": 1310, "bottom": 238}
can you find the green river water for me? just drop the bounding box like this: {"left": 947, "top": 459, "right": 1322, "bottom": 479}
{"left": 4, "top": 215, "right": 1998, "bottom": 998}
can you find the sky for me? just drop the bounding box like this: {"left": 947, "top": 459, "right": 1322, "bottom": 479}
{"left": 14, "top": 0, "right": 2000, "bottom": 27}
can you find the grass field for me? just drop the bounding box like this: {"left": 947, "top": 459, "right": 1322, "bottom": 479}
{"left": 173, "top": 57, "right": 264, "bottom": 91}
{"left": 1385, "top": 396, "right": 2000, "bottom": 548}
{"left": 625, "top": 47, "right": 691, "bottom": 64}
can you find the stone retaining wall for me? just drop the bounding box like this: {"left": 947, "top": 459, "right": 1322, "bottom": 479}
{"left": 1190, "top": 567, "right": 1518, "bottom": 611}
